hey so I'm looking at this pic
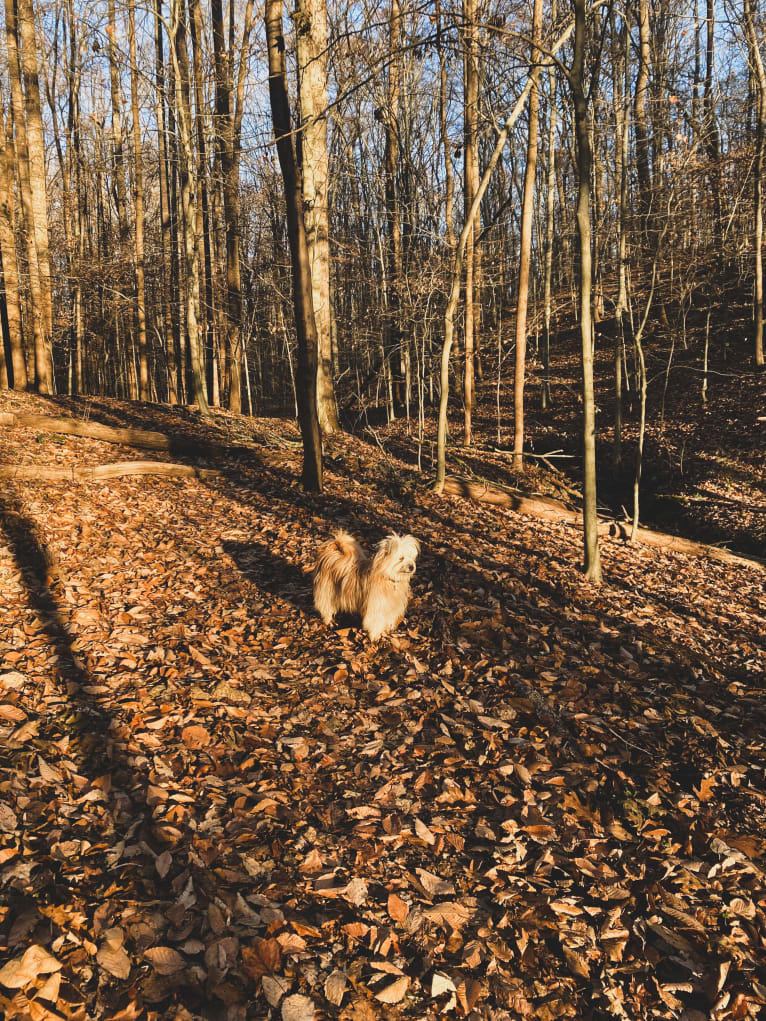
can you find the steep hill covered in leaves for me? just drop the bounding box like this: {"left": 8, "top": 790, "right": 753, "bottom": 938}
{"left": 0, "top": 392, "right": 764, "bottom": 1021}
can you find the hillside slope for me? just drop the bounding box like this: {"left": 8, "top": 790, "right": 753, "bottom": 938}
{"left": 0, "top": 392, "right": 764, "bottom": 1020}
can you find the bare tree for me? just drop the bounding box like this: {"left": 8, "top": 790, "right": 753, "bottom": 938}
{"left": 297, "top": 0, "right": 340, "bottom": 432}
{"left": 0, "top": 97, "right": 27, "bottom": 390}
{"left": 3, "top": 0, "right": 53, "bottom": 393}
{"left": 569, "top": 0, "right": 602, "bottom": 583}
{"left": 512, "top": 0, "right": 543, "bottom": 470}
{"left": 128, "top": 0, "right": 149, "bottom": 400}
{"left": 742, "top": 0, "right": 766, "bottom": 369}
{"left": 462, "top": 0, "right": 479, "bottom": 445}
{"left": 171, "top": 0, "right": 209, "bottom": 414}
{"left": 265, "top": 0, "right": 323, "bottom": 492}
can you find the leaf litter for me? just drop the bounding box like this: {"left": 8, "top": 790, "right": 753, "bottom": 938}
{"left": 0, "top": 393, "right": 764, "bottom": 1019}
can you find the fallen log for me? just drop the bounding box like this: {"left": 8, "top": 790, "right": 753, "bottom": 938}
{"left": 443, "top": 476, "right": 764, "bottom": 572}
{"left": 0, "top": 461, "right": 220, "bottom": 482}
{"left": 0, "top": 412, "right": 172, "bottom": 451}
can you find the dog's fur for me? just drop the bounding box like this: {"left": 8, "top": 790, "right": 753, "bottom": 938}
{"left": 313, "top": 531, "right": 420, "bottom": 640}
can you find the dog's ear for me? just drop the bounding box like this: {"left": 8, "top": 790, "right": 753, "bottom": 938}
{"left": 376, "top": 535, "right": 395, "bottom": 558}
{"left": 402, "top": 534, "right": 420, "bottom": 559}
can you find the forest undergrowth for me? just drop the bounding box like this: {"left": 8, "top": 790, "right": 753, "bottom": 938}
{"left": 0, "top": 338, "right": 764, "bottom": 1020}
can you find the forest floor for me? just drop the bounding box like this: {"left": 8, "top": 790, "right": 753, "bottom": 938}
{"left": 0, "top": 340, "right": 765, "bottom": 1020}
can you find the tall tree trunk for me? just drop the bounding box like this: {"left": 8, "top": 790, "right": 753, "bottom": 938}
{"left": 265, "top": 0, "right": 323, "bottom": 492}
{"left": 211, "top": 0, "right": 254, "bottom": 414}
{"left": 704, "top": 0, "right": 723, "bottom": 255}
{"left": 462, "top": 0, "right": 478, "bottom": 445}
{"left": 189, "top": 0, "right": 216, "bottom": 403}
{"left": 107, "top": 0, "right": 129, "bottom": 246}
{"left": 512, "top": 0, "right": 543, "bottom": 471}
{"left": 172, "top": 0, "right": 209, "bottom": 414}
{"left": 436, "top": 0, "right": 454, "bottom": 250}
{"left": 383, "top": 0, "right": 404, "bottom": 417}
{"left": 0, "top": 103, "right": 27, "bottom": 389}
{"left": 296, "top": 0, "right": 339, "bottom": 433}
{"left": 17, "top": 0, "right": 53, "bottom": 350}
{"left": 128, "top": 0, "right": 149, "bottom": 400}
{"left": 154, "top": 0, "right": 180, "bottom": 402}
{"left": 613, "top": 9, "right": 629, "bottom": 464}
{"left": 3, "top": 0, "right": 51, "bottom": 393}
{"left": 743, "top": 0, "right": 766, "bottom": 369}
{"left": 571, "top": 0, "right": 602, "bottom": 583}
{"left": 60, "top": 0, "right": 85, "bottom": 394}
{"left": 542, "top": 1, "right": 557, "bottom": 411}
{"left": 634, "top": 0, "right": 651, "bottom": 239}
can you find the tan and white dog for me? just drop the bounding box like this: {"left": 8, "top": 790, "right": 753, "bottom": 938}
{"left": 313, "top": 531, "right": 420, "bottom": 640}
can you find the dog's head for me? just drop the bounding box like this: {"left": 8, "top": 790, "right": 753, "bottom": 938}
{"left": 373, "top": 533, "right": 420, "bottom": 581}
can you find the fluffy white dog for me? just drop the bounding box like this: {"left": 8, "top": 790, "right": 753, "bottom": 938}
{"left": 313, "top": 531, "right": 420, "bottom": 640}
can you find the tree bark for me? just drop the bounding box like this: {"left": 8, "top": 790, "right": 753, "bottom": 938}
{"left": 128, "top": 0, "right": 150, "bottom": 401}
{"left": 265, "top": 0, "right": 323, "bottom": 492}
{"left": 189, "top": 0, "right": 216, "bottom": 404}
{"left": 172, "top": 0, "right": 209, "bottom": 415}
{"left": 634, "top": 0, "right": 651, "bottom": 239}
{"left": 570, "top": 0, "right": 602, "bottom": 583}
{"left": 383, "top": 0, "right": 404, "bottom": 417}
{"left": 17, "top": 0, "right": 53, "bottom": 348}
{"left": 211, "top": 0, "right": 254, "bottom": 414}
{"left": 296, "top": 0, "right": 339, "bottom": 433}
{"left": 3, "top": 0, "right": 51, "bottom": 393}
{"left": 541, "top": 1, "right": 557, "bottom": 412}
{"left": 154, "top": 0, "right": 180, "bottom": 403}
{"left": 512, "top": 0, "right": 543, "bottom": 470}
{"left": 743, "top": 0, "right": 766, "bottom": 369}
{"left": 462, "top": 0, "right": 478, "bottom": 445}
{"left": 0, "top": 103, "right": 27, "bottom": 389}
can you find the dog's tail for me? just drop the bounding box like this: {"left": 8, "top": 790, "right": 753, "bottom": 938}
{"left": 313, "top": 530, "right": 363, "bottom": 578}
{"left": 331, "top": 531, "right": 361, "bottom": 558}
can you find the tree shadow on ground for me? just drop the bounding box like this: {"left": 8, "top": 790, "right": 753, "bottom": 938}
{"left": 223, "top": 539, "right": 314, "bottom": 615}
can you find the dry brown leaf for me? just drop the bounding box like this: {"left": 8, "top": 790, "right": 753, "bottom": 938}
{"left": 324, "top": 970, "right": 347, "bottom": 1007}
{"left": 181, "top": 724, "right": 210, "bottom": 748}
{"left": 0, "top": 945, "right": 62, "bottom": 989}
{"left": 387, "top": 892, "right": 409, "bottom": 924}
{"left": 281, "top": 993, "right": 315, "bottom": 1021}
{"left": 241, "top": 938, "right": 281, "bottom": 979}
{"left": 375, "top": 976, "right": 410, "bottom": 1004}
{"left": 262, "top": 974, "right": 291, "bottom": 1007}
{"left": 143, "top": 946, "right": 185, "bottom": 975}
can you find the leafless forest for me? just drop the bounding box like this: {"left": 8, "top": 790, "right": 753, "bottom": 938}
{"left": 1, "top": 0, "right": 766, "bottom": 1019}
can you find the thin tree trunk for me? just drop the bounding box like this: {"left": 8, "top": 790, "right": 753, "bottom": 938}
{"left": 383, "top": 0, "right": 404, "bottom": 417}
{"left": 634, "top": 0, "right": 651, "bottom": 238}
{"left": 542, "top": 8, "right": 557, "bottom": 412}
{"left": 743, "top": 0, "right": 766, "bottom": 368}
{"left": 571, "top": 0, "right": 602, "bottom": 583}
{"left": 704, "top": 0, "right": 723, "bottom": 255}
{"left": 3, "top": 0, "right": 51, "bottom": 393}
{"left": 297, "top": 0, "right": 340, "bottom": 433}
{"left": 0, "top": 103, "right": 27, "bottom": 389}
{"left": 436, "top": 0, "right": 454, "bottom": 250}
{"left": 128, "top": 0, "right": 149, "bottom": 400}
{"left": 211, "top": 0, "right": 254, "bottom": 414}
{"left": 512, "top": 0, "right": 543, "bottom": 470}
{"left": 107, "top": 0, "right": 129, "bottom": 246}
{"left": 172, "top": 0, "right": 209, "bottom": 414}
{"left": 265, "top": 0, "right": 323, "bottom": 491}
{"left": 17, "top": 0, "right": 53, "bottom": 351}
{"left": 154, "top": 0, "right": 179, "bottom": 403}
{"left": 613, "top": 9, "right": 629, "bottom": 465}
{"left": 462, "top": 0, "right": 478, "bottom": 445}
{"left": 189, "top": 0, "right": 216, "bottom": 404}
